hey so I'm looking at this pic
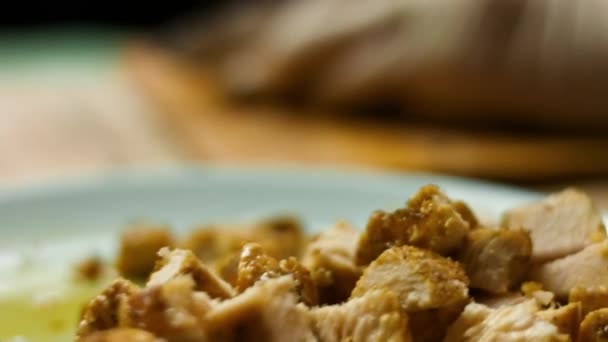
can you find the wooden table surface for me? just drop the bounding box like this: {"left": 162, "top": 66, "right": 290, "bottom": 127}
{"left": 1, "top": 32, "right": 607, "bottom": 209}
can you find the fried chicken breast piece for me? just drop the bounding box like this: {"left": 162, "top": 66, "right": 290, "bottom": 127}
{"left": 444, "top": 300, "right": 569, "bottom": 342}
{"left": 206, "top": 275, "right": 317, "bottom": 342}
{"left": 502, "top": 188, "right": 606, "bottom": 263}
{"left": 116, "top": 224, "right": 174, "bottom": 279}
{"left": 531, "top": 241, "right": 608, "bottom": 299}
{"left": 352, "top": 246, "right": 469, "bottom": 311}
{"left": 578, "top": 308, "right": 608, "bottom": 342}
{"left": 355, "top": 185, "right": 470, "bottom": 265}
{"left": 124, "top": 276, "right": 213, "bottom": 341}
{"left": 458, "top": 228, "right": 532, "bottom": 294}
{"left": 537, "top": 302, "right": 582, "bottom": 340}
{"left": 76, "top": 278, "right": 140, "bottom": 338}
{"left": 351, "top": 246, "right": 469, "bottom": 341}
{"left": 311, "top": 289, "right": 412, "bottom": 342}
{"left": 452, "top": 200, "right": 479, "bottom": 229}
{"left": 235, "top": 243, "right": 318, "bottom": 305}
{"left": 148, "top": 248, "right": 235, "bottom": 299}
{"left": 78, "top": 328, "right": 163, "bottom": 342}
{"left": 570, "top": 286, "right": 608, "bottom": 317}
{"left": 301, "top": 221, "right": 362, "bottom": 304}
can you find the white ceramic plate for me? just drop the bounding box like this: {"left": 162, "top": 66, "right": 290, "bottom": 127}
{"left": 0, "top": 165, "right": 542, "bottom": 341}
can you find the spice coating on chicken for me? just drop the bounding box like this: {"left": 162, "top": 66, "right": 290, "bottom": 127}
{"left": 356, "top": 185, "right": 470, "bottom": 265}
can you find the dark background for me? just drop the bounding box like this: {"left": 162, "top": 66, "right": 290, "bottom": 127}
{"left": 0, "top": 2, "right": 225, "bottom": 29}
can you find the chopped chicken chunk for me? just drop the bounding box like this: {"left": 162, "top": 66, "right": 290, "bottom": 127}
{"left": 351, "top": 246, "right": 469, "bottom": 341}
{"left": 578, "top": 308, "right": 608, "bottom": 342}
{"left": 531, "top": 241, "right": 608, "bottom": 299}
{"left": 253, "top": 216, "right": 306, "bottom": 259}
{"left": 148, "top": 248, "right": 235, "bottom": 299}
{"left": 352, "top": 246, "right": 469, "bottom": 311}
{"left": 452, "top": 200, "right": 479, "bottom": 229}
{"left": 570, "top": 286, "right": 608, "bottom": 317}
{"left": 181, "top": 216, "right": 305, "bottom": 264}
{"left": 459, "top": 228, "right": 532, "bottom": 294}
{"left": 408, "top": 307, "right": 468, "bottom": 342}
{"left": 235, "top": 243, "right": 318, "bottom": 305}
{"left": 537, "top": 302, "right": 581, "bottom": 339}
{"left": 215, "top": 252, "right": 241, "bottom": 285}
{"left": 78, "top": 328, "right": 162, "bottom": 342}
{"left": 301, "top": 222, "right": 362, "bottom": 304}
{"left": 311, "top": 289, "right": 412, "bottom": 342}
{"left": 206, "top": 276, "right": 316, "bottom": 341}
{"left": 444, "top": 300, "right": 569, "bottom": 342}
{"left": 356, "top": 185, "right": 470, "bottom": 265}
{"left": 356, "top": 186, "right": 471, "bottom": 265}
{"left": 76, "top": 279, "right": 140, "bottom": 338}
{"left": 124, "top": 276, "right": 212, "bottom": 341}
{"left": 502, "top": 188, "right": 606, "bottom": 263}
{"left": 116, "top": 224, "right": 174, "bottom": 279}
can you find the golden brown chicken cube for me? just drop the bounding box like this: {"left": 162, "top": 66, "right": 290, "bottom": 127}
{"left": 311, "top": 289, "right": 412, "bottom": 342}
{"left": 578, "top": 308, "right": 608, "bottom": 342}
{"left": 124, "top": 276, "right": 212, "bottom": 341}
{"left": 452, "top": 200, "right": 480, "bottom": 228}
{"left": 301, "top": 221, "right": 362, "bottom": 304}
{"left": 458, "top": 228, "right": 532, "bottom": 294}
{"left": 77, "top": 328, "right": 162, "bottom": 342}
{"left": 570, "top": 286, "right": 608, "bottom": 318}
{"left": 355, "top": 185, "right": 470, "bottom": 265}
{"left": 351, "top": 245, "right": 469, "bottom": 341}
{"left": 445, "top": 300, "right": 569, "bottom": 342}
{"left": 116, "top": 224, "right": 174, "bottom": 279}
{"left": 205, "top": 275, "right": 316, "bottom": 341}
{"left": 502, "top": 188, "right": 606, "bottom": 263}
{"left": 235, "top": 243, "right": 318, "bottom": 305}
{"left": 148, "top": 248, "right": 235, "bottom": 299}
{"left": 352, "top": 245, "right": 469, "bottom": 311}
{"left": 76, "top": 278, "right": 140, "bottom": 338}
{"left": 536, "top": 302, "right": 582, "bottom": 340}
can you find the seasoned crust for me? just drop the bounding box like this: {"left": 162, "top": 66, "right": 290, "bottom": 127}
{"left": 578, "top": 308, "right": 608, "bottom": 342}
{"left": 148, "top": 248, "right": 235, "bottom": 299}
{"left": 351, "top": 246, "right": 469, "bottom": 341}
{"left": 355, "top": 185, "right": 470, "bottom": 265}
{"left": 76, "top": 278, "right": 141, "bottom": 338}
{"left": 458, "top": 228, "right": 532, "bottom": 294}
{"left": 352, "top": 245, "right": 469, "bottom": 311}
{"left": 116, "top": 225, "right": 174, "bottom": 279}
{"left": 235, "top": 243, "right": 318, "bottom": 306}
{"left": 124, "top": 276, "right": 212, "bottom": 341}
{"left": 570, "top": 286, "right": 608, "bottom": 317}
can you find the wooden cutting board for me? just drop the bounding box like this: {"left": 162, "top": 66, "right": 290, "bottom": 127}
{"left": 122, "top": 42, "right": 608, "bottom": 181}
